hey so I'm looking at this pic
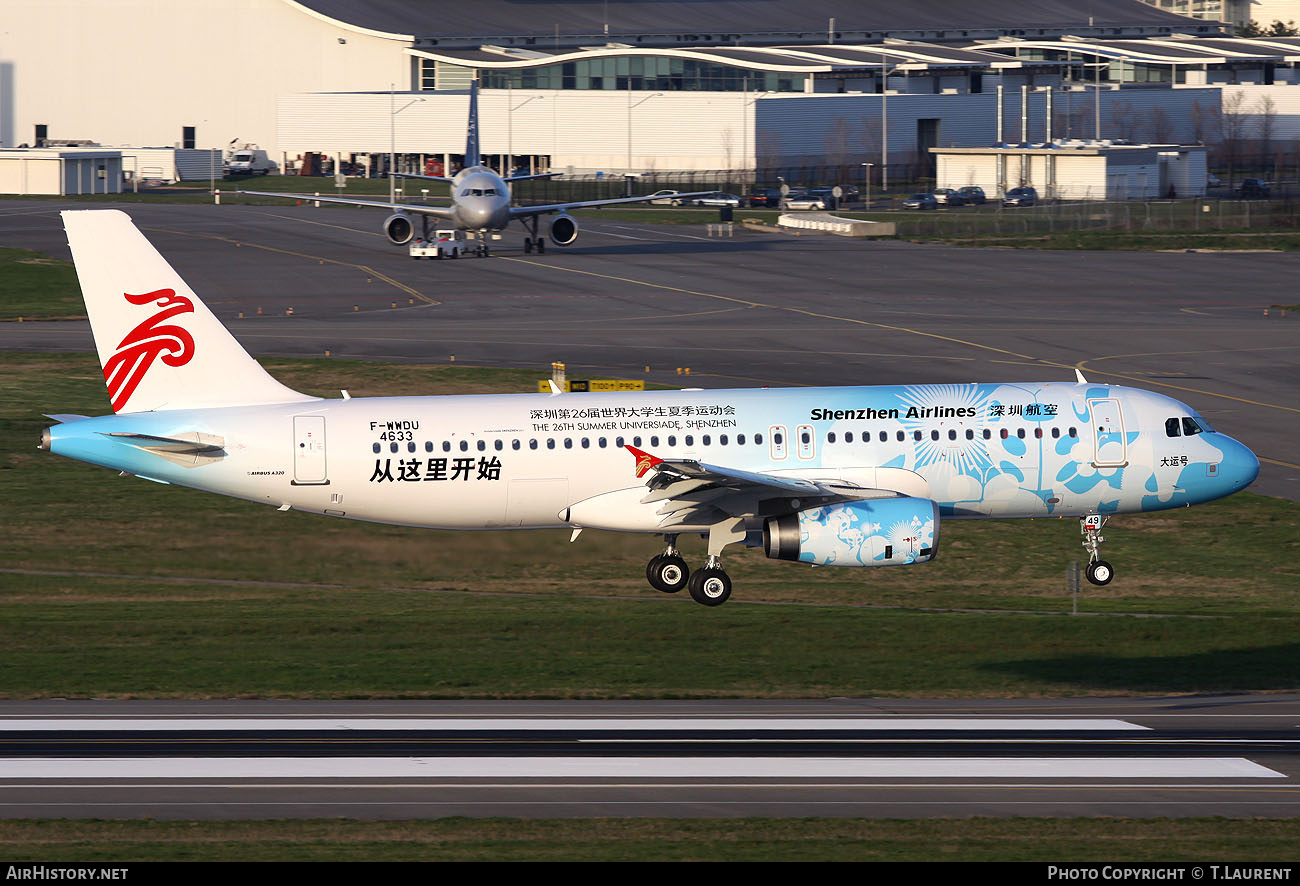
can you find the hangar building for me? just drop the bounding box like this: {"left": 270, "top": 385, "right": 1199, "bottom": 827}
{"left": 3, "top": 1, "right": 1292, "bottom": 182}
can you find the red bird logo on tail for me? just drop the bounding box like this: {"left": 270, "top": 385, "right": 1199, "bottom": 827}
{"left": 102, "top": 288, "right": 195, "bottom": 412}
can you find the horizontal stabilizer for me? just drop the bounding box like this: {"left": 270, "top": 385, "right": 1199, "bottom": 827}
{"left": 43, "top": 414, "right": 90, "bottom": 424}
{"left": 393, "top": 172, "right": 455, "bottom": 184}
{"left": 102, "top": 431, "right": 226, "bottom": 468}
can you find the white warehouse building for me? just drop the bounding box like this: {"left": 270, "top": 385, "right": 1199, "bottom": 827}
{"left": 3, "top": 0, "right": 1294, "bottom": 185}
{"left": 934, "top": 143, "right": 1208, "bottom": 200}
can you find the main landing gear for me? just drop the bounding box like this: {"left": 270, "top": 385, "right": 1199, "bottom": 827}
{"left": 521, "top": 217, "right": 547, "bottom": 254}
{"left": 1081, "top": 514, "right": 1115, "bottom": 586}
{"left": 644, "top": 534, "right": 734, "bottom": 606}
{"left": 646, "top": 536, "right": 689, "bottom": 594}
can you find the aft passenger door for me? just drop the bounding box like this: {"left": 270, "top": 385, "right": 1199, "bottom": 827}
{"left": 292, "top": 415, "right": 329, "bottom": 485}
{"left": 1088, "top": 399, "right": 1128, "bottom": 468}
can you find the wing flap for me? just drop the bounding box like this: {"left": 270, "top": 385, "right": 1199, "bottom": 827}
{"left": 624, "top": 445, "right": 905, "bottom": 526}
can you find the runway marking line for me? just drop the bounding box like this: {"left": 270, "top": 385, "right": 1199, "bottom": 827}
{"left": 0, "top": 757, "right": 1281, "bottom": 780}
{"left": 0, "top": 718, "right": 1150, "bottom": 731}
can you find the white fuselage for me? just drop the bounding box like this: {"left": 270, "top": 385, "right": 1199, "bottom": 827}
{"left": 48, "top": 381, "right": 1259, "bottom": 534}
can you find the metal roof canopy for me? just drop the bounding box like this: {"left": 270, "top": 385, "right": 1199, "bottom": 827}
{"left": 977, "top": 37, "right": 1271, "bottom": 65}
{"left": 407, "top": 41, "right": 1038, "bottom": 75}
{"left": 295, "top": 0, "right": 1209, "bottom": 46}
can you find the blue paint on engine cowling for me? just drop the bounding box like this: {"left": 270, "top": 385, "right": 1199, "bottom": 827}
{"left": 764, "top": 497, "right": 940, "bottom": 567}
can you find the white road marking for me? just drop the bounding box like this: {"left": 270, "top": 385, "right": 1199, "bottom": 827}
{"left": 0, "top": 757, "right": 1280, "bottom": 779}
{"left": 0, "top": 718, "right": 1149, "bottom": 731}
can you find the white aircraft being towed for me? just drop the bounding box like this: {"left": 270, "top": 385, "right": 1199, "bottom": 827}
{"left": 241, "top": 81, "right": 712, "bottom": 256}
{"left": 42, "top": 210, "right": 1259, "bottom": 605}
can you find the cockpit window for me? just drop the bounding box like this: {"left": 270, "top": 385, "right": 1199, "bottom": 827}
{"left": 1182, "top": 416, "right": 1206, "bottom": 436}
{"left": 1166, "top": 417, "right": 1181, "bottom": 437}
{"left": 459, "top": 189, "right": 471, "bottom": 196}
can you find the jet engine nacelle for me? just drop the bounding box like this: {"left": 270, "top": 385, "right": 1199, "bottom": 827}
{"left": 548, "top": 213, "right": 579, "bottom": 246}
{"left": 383, "top": 213, "right": 415, "bottom": 245}
{"left": 763, "top": 497, "right": 940, "bottom": 567}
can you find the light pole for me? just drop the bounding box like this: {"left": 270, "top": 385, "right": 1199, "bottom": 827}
{"left": 626, "top": 91, "right": 663, "bottom": 173}
{"left": 741, "top": 83, "right": 776, "bottom": 187}
{"left": 879, "top": 57, "right": 901, "bottom": 192}
{"left": 390, "top": 84, "right": 425, "bottom": 203}
{"left": 861, "top": 162, "right": 873, "bottom": 209}
{"left": 507, "top": 90, "right": 545, "bottom": 177}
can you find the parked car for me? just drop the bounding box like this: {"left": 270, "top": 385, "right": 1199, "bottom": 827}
{"left": 1238, "top": 178, "right": 1271, "bottom": 198}
{"left": 957, "top": 186, "right": 987, "bottom": 205}
{"left": 1002, "top": 186, "right": 1038, "bottom": 207}
{"left": 901, "top": 192, "right": 938, "bottom": 210}
{"left": 932, "top": 188, "right": 966, "bottom": 206}
{"left": 783, "top": 192, "right": 827, "bottom": 210}
{"left": 747, "top": 187, "right": 783, "bottom": 207}
{"left": 647, "top": 189, "right": 683, "bottom": 205}
{"left": 804, "top": 186, "right": 850, "bottom": 208}
{"left": 689, "top": 192, "right": 742, "bottom": 207}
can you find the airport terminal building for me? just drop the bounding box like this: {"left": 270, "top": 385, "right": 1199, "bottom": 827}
{"left": 6, "top": 0, "right": 1300, "bottom": 182}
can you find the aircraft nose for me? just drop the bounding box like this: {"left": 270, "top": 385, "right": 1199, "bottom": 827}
{"left": 1217, "top": 434, "right": 1260, "bottom": 491}
{"left": 457, "top": 202, "right": 492, "bottom": 229}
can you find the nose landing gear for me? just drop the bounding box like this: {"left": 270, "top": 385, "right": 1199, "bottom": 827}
{"left": 1081, "top": 515, "right": 1115, "bottom": 586}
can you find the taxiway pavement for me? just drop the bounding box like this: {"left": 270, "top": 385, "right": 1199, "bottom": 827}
{"left": 1, "top": 199, "right": 1296, "bottom": 502}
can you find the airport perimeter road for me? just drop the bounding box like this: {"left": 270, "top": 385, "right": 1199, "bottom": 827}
{"left": 1, "top": 200, "right": 1296, "bottom": 498}
{"left": 0, "top": 696, "right": 1296, "bottom": 819}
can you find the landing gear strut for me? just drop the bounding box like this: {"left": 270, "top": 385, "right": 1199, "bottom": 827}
{"left": 1081, "top": 514, "right": 1115, "bottom": 586}
{"left": 646, "top": 535, "right": 689, "bottom": 594}
{"left": 522, "top": 218, "right": 546, "bottom": 254}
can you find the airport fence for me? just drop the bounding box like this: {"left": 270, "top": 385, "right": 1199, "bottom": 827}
{"left": 884, "top": 194, "right": 1300, "bottom": 239}
{"left": 511, "top": 163, "right": 939, "bottom": 205}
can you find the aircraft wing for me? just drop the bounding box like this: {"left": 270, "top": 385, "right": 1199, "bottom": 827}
{"left": 509, "top": 191, "right": 719, "bottom": 218}
{"left": 628, "top": 446, "right": 900, "bottom": 529}
{"left": 237, "top": 191, "right": 455, "bottom": 219}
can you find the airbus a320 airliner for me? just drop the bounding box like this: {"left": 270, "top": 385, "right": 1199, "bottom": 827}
{"left": 41, "top": 210, "right": 1259, "bottom": 605}
{"left": 240, "top": 81, "right": 712, "bottom": 256}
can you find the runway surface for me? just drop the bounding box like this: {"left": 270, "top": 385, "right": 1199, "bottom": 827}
{"left": 0, "top": 696, "right": 1296, "bottom": 819}
{"left": 2, "top": 201, "right": 1296, "bottom": 822}
{"left": 0, "top": 199, "right": 1296, "bottom": 499}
